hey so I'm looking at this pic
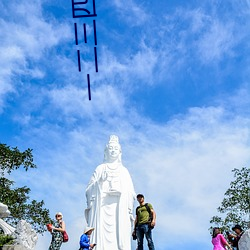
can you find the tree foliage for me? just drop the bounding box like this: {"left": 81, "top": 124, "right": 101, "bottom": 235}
{"left": 0, "top": 144, "right": 36, "bottom": 175}
{"left": 210, "top": 167, "right": 250, "bottom": 232}
{"left": 0, "top": 234, "right": 14, "bottom": 246}
{"left": 0, "top": 143, "right": 52, "bottom": 233}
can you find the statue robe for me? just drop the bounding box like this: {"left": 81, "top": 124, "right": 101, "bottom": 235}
{"left": 85, "top": 163, "right": 136, "bottom": 250}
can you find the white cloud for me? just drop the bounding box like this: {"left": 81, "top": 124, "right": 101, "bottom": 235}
{"left": 189, "top": 8, "right": 210, "bottom": 33}
{"left": 219, "top": 83, "right": 250, "bottom": 115}
{"left": 0, "top": 0, "right": 71, "bottom": 111}
{"left": 97, "top": 43, "right": 159, "bottom": 91}
{"left": 127, "top": 42, "right": 158, "bottom": 85}
{"left": 98, "top": 47, "right": 128, "bottom": 80}
{"left": 157, "top": 7, "right": 242, "bottom": 69}
{"left": 112, "top": 0, "right": 148, "bottom": 26}
{"left": 48, "top": 84, "right": 126, "bottom": 120}
{"left": 196, "top": 20, "right": 235, "bottom": 63}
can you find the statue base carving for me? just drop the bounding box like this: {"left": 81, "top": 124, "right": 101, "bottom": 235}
{"left": 0, "top": 203, "right": 37, "bottom": 250}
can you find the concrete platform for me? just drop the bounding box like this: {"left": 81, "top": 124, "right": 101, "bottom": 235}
{"left": 2, "top": 245, "right": 26, "bottom": 250}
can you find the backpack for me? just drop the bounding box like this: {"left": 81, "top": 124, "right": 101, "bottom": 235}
{"left": 136, "top": 203, "right": 154, "bottom": 229}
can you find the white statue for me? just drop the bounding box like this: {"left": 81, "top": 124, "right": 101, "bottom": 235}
{"left": 13, "top": 220, "right": 38, "bottom": 250}
{"left": 0, "top": 202, "right": 15, "bottom": 235}
{"left": 0, "top": 203, "right": 38, "bottom": 250}
{"left": 239, "top": 229, "right": 250, "bottom": 250}
{"left": 85, "top": 135, "right": 136, "bottom": 250}
{"left": 0, "top": 202, "right": 11, "bottom": 218}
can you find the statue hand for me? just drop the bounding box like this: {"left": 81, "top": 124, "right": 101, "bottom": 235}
{"left": 101, "top": 171, "right": 107, "bottom": 181}
{"left": 130, "top": 213, "right": 135, "bottom": 222}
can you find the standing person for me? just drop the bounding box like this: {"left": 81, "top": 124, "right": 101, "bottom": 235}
{"left": 231, "top": 225, "right": 244, "bottom": 250}
{"left": 85, "top": 135, "right": 136, "bottom": 250}
{"left": 211, "top": 227, "right": 232, "bottom": 250}
{"left": 133, "top": 194, "right": 156, "bottom": 250}
{"left": 226, "top": 231, "right": 238, "bottom": 249}
{"left": 48, "top": 212, "right": 66, "bottom": 250}
{"left": 79, "top": 227, "right": 96, "bottom": 250}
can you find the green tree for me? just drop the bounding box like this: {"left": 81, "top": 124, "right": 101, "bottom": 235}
{"left": 210, "top": 167, "right": 250, "bottom": 232}
{"left": 0, "top": 143, "right": 52, "bottom": 233}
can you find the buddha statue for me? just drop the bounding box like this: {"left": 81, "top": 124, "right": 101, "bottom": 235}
{"left": 85, "top": 135, "right": 136, "bottom": 250}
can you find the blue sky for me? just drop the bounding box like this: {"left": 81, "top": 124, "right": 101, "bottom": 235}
{"left": 1, "top": 0, "right": 250, "bottom": 249}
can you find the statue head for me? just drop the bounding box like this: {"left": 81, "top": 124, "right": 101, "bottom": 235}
{"left": 0, "top": 202, "right": 10, "bottom": 218}
{"left": 104, "top": 135, "right": 122, "bottom": 163}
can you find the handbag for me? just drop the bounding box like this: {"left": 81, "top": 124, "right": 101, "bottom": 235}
{"left": 62, "top": 231, "right": 69, "bottom": 242}
{"left": 46, "top": 224, "right": 52, "bottom": 232}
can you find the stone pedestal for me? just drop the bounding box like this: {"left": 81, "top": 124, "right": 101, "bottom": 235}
{"left": 2, "top": 246, "right": 26, "bottom": 250}
{"left": 238, "top": 229, "right": 250, "bottom": 250}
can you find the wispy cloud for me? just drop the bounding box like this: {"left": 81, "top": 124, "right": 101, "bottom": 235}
{"left": 0, "top": 0, "right": 71, "bottom": 111}
{"left": 112, "top": 0, "right": 149, "bottom": 26}
{"left": 196, "top": 20, "right": 235, "bottom": 63}
{"left": 48, "top": 84, "right": 126, "bottom": 119}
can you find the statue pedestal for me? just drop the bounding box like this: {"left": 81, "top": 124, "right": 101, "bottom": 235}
{"left": 2, "top": 245, "right": 26, "bottom": 250}
{"left": 239, "top": 229, "right": 250, "bottom": 250}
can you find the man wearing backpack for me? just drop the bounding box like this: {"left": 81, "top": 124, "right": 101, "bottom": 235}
{"left": 133, "top": 194, "right": 156, "bottom": 250}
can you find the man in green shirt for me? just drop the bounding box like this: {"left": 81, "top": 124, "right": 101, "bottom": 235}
{"left": 133, "top": 194, "right": 156, "bottom": 250}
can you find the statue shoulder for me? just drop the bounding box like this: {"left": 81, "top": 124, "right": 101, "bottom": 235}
{"left": 93, "top": 163, "right": 107, "bottom": 173}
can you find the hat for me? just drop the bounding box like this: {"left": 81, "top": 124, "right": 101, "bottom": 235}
{"left": 137, "top": 194, "right": 144, "bottom": 198}
{"left": 55, "top": 212, "right": 63, "bottom": 218}
{"left": 84, "top": 227, "right": 94, "bottom": 234}
{"left": 232, "top": 225, "right": 243, "bottom": 231}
